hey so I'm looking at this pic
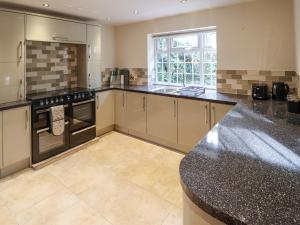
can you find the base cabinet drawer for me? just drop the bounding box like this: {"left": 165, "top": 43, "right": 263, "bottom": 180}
{"left": 26, "top": 15, "right": 87, "bottom": 43}
{"left": 2, "top": 106, "right": 31, "bottom": 168}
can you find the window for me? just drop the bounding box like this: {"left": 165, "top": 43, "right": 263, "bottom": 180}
{"left": 154, "top": 30, "right": 217, "bottom": 88}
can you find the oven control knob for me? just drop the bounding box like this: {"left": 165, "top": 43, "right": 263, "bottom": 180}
{"left": 50, "top": 99, "right": 54, "bottom": 104}
{"left": 55, "top": 98, "right": 59, "bottom": 103}
{"left": 60, "top": 97, "right": 64, "bottom": 102}
{"left": 39, "top": 100, "right": 44, "bottom": 106}
{"left": 45, "top": 99, "right": 49, "bottom": 105}
{"left": 74, "top": 95, "right": 77, "bottom": 100}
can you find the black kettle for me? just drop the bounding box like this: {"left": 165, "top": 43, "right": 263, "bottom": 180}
{"left": 272, "top": 82, "right": 289, "bottom": 101}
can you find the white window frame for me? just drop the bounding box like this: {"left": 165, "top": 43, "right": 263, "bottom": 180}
{"left": 153, "top": 30, "right": 217, "bottom": 89}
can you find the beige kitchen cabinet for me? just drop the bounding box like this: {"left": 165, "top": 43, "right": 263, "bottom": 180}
{"left": 210, "top": 103, "right": 233, "bottom": 127}
{"left": 26, "top": 15, "right": 86, "bottom": 43}
{"left": 0, "top": 11, "right": 25, "bottom": 104}
{"left": 127, "top": 92, "right": 147, "bottom": 136}
{"left": 2, "top": 106, "right": 31, "bottom": 168}
{"left": 147, "top": 94, "right": 177, "bottom": 146}
{"left": 0, "top": 112, "right": 2, "bottom": 169}
{"left": 0, "top": 11, "right": 25, "bottom": 63}
{"left": 87, "top": 25, "right": 101, "bottom": 88}
{"left": 115, "top": 90, "right": 128, "bottom": 133}
{"left": 96, "top": 91, "right": 115, "bottom": 135}
{"left": 178, "top": 99, "right": 210, "bottom": 152}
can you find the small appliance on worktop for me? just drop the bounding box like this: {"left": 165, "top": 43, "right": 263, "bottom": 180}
{"left": 252, "top": 83, "right": 269, "bottom": 100}
{"left": 27, "top": 88, "right": 96, "bottom": 164}
{"left": 272, "top": 82, "right": 289, "bottom": 100}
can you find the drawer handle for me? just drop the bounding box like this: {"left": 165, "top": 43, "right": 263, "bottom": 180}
{"left": 174, "top": 100, "right": 177, "bottom": 118}
{"left": 19, "top": 41, "right": 23, "bottom": 60}
{"left": 71, "top": 125, "right": 96, "bottom": 136}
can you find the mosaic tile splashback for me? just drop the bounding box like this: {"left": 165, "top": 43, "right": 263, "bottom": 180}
{"left": 217, "top": 70, "right": 298, "bottom": 95}
{"left": 26, "top": 41, "right": 79, "bottom": 94}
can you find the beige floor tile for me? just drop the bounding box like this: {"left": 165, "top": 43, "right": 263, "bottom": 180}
{"left": 0, "top": 132, "right": 184, "bottom": 225}
{"left": 162, "top": 206, "right": 183, "bottom": 225}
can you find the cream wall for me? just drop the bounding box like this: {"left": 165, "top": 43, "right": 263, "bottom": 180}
{"left": 101, "top": 25, "right": 116, "bottom": 69}
{"left": 115, "top": 0, "right": 295, "bottom": 71}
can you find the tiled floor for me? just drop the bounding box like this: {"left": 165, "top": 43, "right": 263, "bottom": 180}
{"left": 0, "top": 132, "right": 184, "bottom": 225}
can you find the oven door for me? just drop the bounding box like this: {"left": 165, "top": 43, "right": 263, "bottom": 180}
{"left": 70, "top": 99, "right": 95, "bottom": 132}
{"left": 32, "top": 105, "right": 70, "bottom": 164}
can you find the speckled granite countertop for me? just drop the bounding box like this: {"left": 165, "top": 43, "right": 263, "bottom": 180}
{"left": 180, "top": 99, "right": 300, "bottom": 225}
{"left": 0, "top": 100, "right": 31, "bottom": 111}
{"left": 98, "top": 85, "right": 300, "bottom": 224}
{"left": 94, "top": 85, "right": 240, "bottom": 105}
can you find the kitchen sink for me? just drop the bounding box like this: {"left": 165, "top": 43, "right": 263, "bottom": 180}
{"left": 151, "top": 86, "right": 206, "bottom": 96}
{"left": 151, "top": 87, "right": 180, "bottom": 94}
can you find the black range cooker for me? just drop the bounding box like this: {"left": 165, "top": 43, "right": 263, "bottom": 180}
{"left": 27, "top": 88, "right": 96, "bottom": 164}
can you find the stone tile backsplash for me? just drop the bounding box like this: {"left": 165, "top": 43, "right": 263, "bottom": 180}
{"left": 26, "top": 41, "right": 79, "bottom": 94}
{"left": 101, "top": 68, "right": 148, "bottom": 86}
{"left": 217, "top": 70, "right": 298, "bottom": 95}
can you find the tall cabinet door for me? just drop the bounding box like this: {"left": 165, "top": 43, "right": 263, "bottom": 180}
{"left": 87, "top": 25, "right": 101, "bottom": 89}
{"left": 178, "top": 99, "right": 210, "bottom": 152}
{"left": 115, "top": 91, "right": 128, "bottom": 132}
{"left": 96, "top": 91, "right": 115, "bottom": 132}
{"left": 210, "top": 103, "right": 233, "bottom": 127}
{"left": 0, "top": 11, "right": 25, "bottom": 104}
{"left": 147, "top": 94, "right": 177, "bottom": 145}
{"left": 0, "top": 112, "right": 2, "bottom": 169}
{"left": 127, "top": 92, "right": 147, "bottom": 135}
{"left": 0, "top": 11, "right": 25, "bottom": 63}
{"left": 2, "top": 106, "right": 30, "bottom": 167}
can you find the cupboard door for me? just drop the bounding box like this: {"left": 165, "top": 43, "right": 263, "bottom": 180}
{"left": 210, "top": 103, "right": 233, "bottom": 127}
{"left": 0, "top": 62, "right": 24, "bottom": 104}
{"left": 115, "top": 91, "right": 127, "bottom": 131}
{"left": 87, "top": 25, "right": 101, "bottom": 88}
{"left": 26, "top": 15, "right": 86, "bottom": 43}
{"left": 96, "top": 91, "right": 114, "bottom": 131}
{"left": 0, "top": 11, "right": 25, "bottom": 63}
{"left": 127, "top": 92, "right": 147, "bottom": 134}
{"left": 178, "top": 99, "right": 210, "bottom": 152}
{"left": 3, "top": 106, "right": 30, "bottom": 167}
{"left": 0, "top": 112, "right": 2, "bottom": 169}
{"left": 147, "top": 95, "right": 177, "bottom": 144}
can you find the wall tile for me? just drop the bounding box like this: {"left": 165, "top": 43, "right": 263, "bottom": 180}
{"left": 26, "top": 41, "right": 80, "bottom": 94}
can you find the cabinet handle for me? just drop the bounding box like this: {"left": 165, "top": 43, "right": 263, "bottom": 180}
{"left": 19, "top": 41, "right": 23, "bottom": 60}
{"left": 19, "top": 79, "right": 23, "bottom": 100}
{"left": 205, "top": 105, "right": 209, "bottom": 124}
{"left": 88, "top": 45, "right": 91, "bottom": 59}
{"left": 212, "top": 106, "right": 215, "bottom": 126}
{"left": 122, "top": 93, "right": 125, "bottom": 108}
{"left": 96, "top": 95, "right": 100, "bottom": 110}
{"left": 174, "top": 100, "right": 177, "bottom": 117}
{"left": 25, "top": 109, "right": 29, "bottom": 130}
{"left": 143, "top": 96, "right": 146, "bottom": 112}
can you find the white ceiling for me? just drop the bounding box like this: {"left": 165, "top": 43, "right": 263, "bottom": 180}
{"left": 1, "top": 0, "right": 255, "bottom": 25}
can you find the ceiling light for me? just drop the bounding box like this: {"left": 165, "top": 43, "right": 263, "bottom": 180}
{"left": 133, "top": 9, "right": 139, "bottom": 15}
{"left": 42, "top": 3, "right": 50, "bottom": 7}
{"left": 180, "top": 0, "right": 188, "bottom": 3}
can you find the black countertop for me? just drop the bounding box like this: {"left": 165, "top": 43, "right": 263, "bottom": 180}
{"left": 96, "top": 85, "right": 300, "bottom": 224}
{"left": 0, "top": 100, "right": 31, "bottom": 111}
{"left": 180, "top": 99, "right": 300, "bottom": 225}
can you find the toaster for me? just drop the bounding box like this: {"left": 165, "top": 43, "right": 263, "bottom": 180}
{"left": 252, "top": 84, "right": 269, "bottom": 100}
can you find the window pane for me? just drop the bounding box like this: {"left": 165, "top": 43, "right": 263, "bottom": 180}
{"left": 170, "top": 63, "right": 177, "bottom": 73}
{"left": 193, "top": 64, "right": 200, "bottom": 74}
{"left": 186, "top": 63, "right": 192, "bottom": 73}
{"left": 212, "top": 75, "right": 216, "bottom": 86}
{"left": 178, "top": 74, "right": 183, "bottom": 84}
{"left": 157, "top": 73, "right": 163, "bottom": 82}
{"left": 163, "top": 63, "right": 168, "bottom": 73}
{"left": 157, "top": 38, "right": 168, "bottom": 51}
{"left": 171, "top": 53, "right": 178, "bottom": 63}
{"left": 194, "top": 75, "right": 201, "bottom": 84}
{"left": 186, "top": 74, "right": 193, "bottom": 84}
{"left": 178, "top": 53, "right": 184, "bottom": 62}
{"left": 157, "top": 63, "right": 162, "bottom": 72}
{"left": 178, "top": 63, "right": 184, "bottom": 73}
{"left": 203, "top": 63, "right": 212, "bottom": 74}
{"left": 172, "top": 35, "right": 198, "bottom": 49}
{"left": 171, "top": 73, "right": 178, "bottom": 84}
{"left": 204, "top": 75, "right": 211, "bottom": 86}
{"left": 192, "top": 52, "right": 200, "bottom": 62}
{"left": 185, "top": 54, "right": 192, "bottom": 62}
{"left": 162, "top": 54, "right": 168, "bottom": 63}
{"left": 212, "top": 63, "right": 217, "bottom": 74}
{"left": 203, "top": 32, "right": 216, "bottom": 50}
